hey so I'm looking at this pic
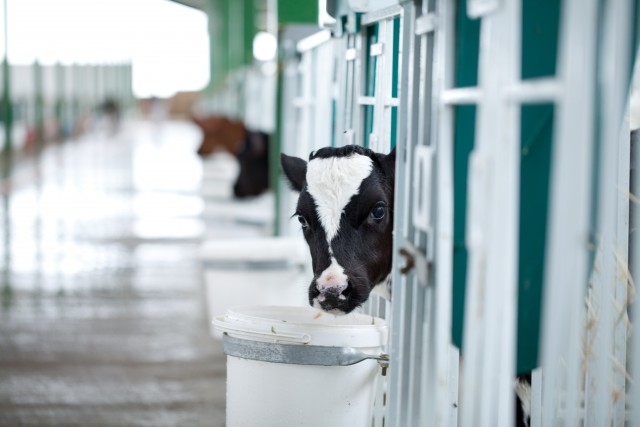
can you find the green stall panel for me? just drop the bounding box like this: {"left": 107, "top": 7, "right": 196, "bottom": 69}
{"left": 451, "top": 0, "right": 481, "bottom": 351}
{"left": 243, "top": 0, "right": 258, "bottom": 65}
{"left": 452, "top": 0, "right": 561, "bottom": 375}
{"left": 207, "top": 0, "right": 230, "bottom": 89}
{"left": 278, "top": 0, "right": 318, "bottom": 25}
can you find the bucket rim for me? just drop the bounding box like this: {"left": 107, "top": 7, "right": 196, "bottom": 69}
{"left": 213, "top": 305, "right": 388, "bottom": 348}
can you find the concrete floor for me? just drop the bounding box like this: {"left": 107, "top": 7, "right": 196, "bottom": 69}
{"left": 0, "top": 121, "right": 241, "bottom": 426}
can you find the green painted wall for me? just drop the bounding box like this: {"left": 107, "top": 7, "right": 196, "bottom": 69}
{"left": 206, "top": 0, "right": 264, "bottom": 89}
{"left": 278, "top": 0, "right": 318, "bottom": 24}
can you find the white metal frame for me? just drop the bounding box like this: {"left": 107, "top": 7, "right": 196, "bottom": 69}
{"left": 278, "top": 30, "right": 336, "bottom": 237}
{"left": 357, "top": 5, "right": 402, "bottom": 154}
{"left": 273, "top": 1, "right": 639, "bottom": 425}
{"left": 388, "top": 0, "right": 460, "bottom": 426}
{"left": 388, "top": 0, "right": 638, "bottom": 426}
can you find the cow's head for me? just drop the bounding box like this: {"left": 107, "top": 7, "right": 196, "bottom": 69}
{"left": 281, "top": 145, "right": 395, "bottom": 314}
{"left": 192, "top": 115, "right": 246, "bottom": 157}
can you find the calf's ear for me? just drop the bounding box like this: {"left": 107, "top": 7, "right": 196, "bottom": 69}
{"left": 377, "top": 146, "right": 396, "bottom": 178}
{"left": 386, "top": 146, "right": 396, "bottom": 164}
{"left": 280, "top": 153, "right": 307, "bottom": 192}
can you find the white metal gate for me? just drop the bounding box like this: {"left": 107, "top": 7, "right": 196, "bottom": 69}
{"left": 387, "top": 0, "right": 640, "bottom": 426}
{"left": 276, "top": 0, "right": 639, "bottom": 425}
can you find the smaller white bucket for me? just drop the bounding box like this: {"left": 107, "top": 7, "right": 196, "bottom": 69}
{"left": 201, "top": 237, "right": 308, "bottom": 338}
{"left": 202, "top": 192, "right": 275, "bottom": 226}
{"left": 214, "top": 305, "right": 388, "bottom": 427}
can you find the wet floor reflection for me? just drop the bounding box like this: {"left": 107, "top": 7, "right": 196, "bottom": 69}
{"left": 0, "top": 121, "right": 229, "bottom": 427}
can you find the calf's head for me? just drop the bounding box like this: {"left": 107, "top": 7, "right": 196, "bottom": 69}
{"left": 281, "top": 145, "right": 395, "bottom": 314}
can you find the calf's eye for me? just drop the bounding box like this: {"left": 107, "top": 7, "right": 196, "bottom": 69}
{"left": 297, "top": 214, "right": 309, "bottom": 229}
{"left": 370, "top": 205, "right": 386, "bottom": 220}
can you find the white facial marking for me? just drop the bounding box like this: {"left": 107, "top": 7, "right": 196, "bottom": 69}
{"left": 316, "top": 257, "right": 348, "bottom": 292}
{"left": 306, "top": 154, "right": 373, "bottom": 243}
{"left": 312, "top": 300, "right": 347, "bottom": 316}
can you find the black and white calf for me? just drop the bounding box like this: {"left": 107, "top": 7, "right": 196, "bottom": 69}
{"left": 281, "top": 145, "right": 396, "bottom": 314}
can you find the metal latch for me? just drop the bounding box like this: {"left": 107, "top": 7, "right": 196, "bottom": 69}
{"left": 398, "top": 241, "right": 429, "bottom": 287}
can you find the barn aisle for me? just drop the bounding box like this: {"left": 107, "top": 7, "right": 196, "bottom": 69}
{"left": 0, "top": 120, "right": 226, "bottom": 427}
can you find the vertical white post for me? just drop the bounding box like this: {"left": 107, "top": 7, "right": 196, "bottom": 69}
{"left": 421, "top": 0, "right": 457, "bottom": 425}
{"left": 630, "top": 126, "right": 640, "bottom": 427}
{"left": 388, "top": 4, "right": 417, "bottom": 426}
{"left": 531, "top": 368, "right": 543, "bottom": 427}
{"left": 585, "top": 2, "right": 634, "bottom": 425}
{"left": 460, "top": 1, "right": 520, "bottom": 425}
{"left": 540, "top": 0, "right": 598, "bottom": 425}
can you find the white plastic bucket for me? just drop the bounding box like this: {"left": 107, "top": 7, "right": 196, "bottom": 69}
{"left": 202, "top": 192, "right": 275, "bottom": 226}
{"left": 200, "top": 237, "right": 309, "bottom": 338}
{"left": 214, "top": 305, "right": 388, "bottom": 427}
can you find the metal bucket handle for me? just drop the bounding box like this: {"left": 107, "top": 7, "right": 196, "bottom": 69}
{"left": 222, "top": 333, "right": 390, "bottom": 374}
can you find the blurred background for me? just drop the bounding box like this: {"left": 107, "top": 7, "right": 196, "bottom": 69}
{"left": 0, "top": 0, "right": 287, "bottom": 426}
{"left": 1, "top": 0, "right": 639, "bottom": 426}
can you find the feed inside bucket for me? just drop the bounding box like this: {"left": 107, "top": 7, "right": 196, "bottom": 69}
{"left": 214, "top": 305, "right": 388, "bottom": 427}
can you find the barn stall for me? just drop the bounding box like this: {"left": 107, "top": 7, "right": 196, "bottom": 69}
{"left": 0, "top": 0, "right": 638, "bottom": 425}
{"left": 248, "top": 0, "right": 639, "bottom": 425}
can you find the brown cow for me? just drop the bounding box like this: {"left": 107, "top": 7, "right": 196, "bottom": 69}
{"left": 192, "top": 115, "right": 271, "bottom": 198}
{"left": 192, "top": 116, "right": 247, "bottom": 156}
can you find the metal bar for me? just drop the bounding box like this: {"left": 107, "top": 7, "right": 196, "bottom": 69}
{"left": 357, "top": 95, "right": 375, "bottom": 105}
{"left": 346, "top": 47, "right": 357, "bottom": 61}
{"left": 407, "top": 279, "right": 426, "bottom": 423}
{"left": 352, "top": 32, "right": 364, "bottom": 146}
{"left": 467, "top": 0, "right": 500, "bottom": 18}
{"left": 506, "top": 78, "right": 561, "bottom": 102}
{"left": 385, "top": 97, "right": 399, "bottom": 107}
{"left": 388, "top": 5, "right": 417, "bottom": 423}
{"left": 415, "top": 13, "right": 437, "bottom": 35}
{"left": 540, "top": 0, "right": 598, "bottom": 424}
{"left": 222, "top": 334, "right": 388, "bottom": 366}
{"left": 630, "top": 121, "right": 640, "bottom": 427}
{"left": 370, "top": 19, "right": 387, "bottom": 151}
{"left": 296, "top": 30, "right": 332, "bottom": 53}
{"left": 441, "top": 87, "right": 482, "bottom": 105}
{"left": 333, "top": 37, "right": 347, "bottom": 145}
{"left": 370, "top": 42, "right": 384, "bottom": 57}
{"left": 531, "top": 368, "right": 543, "bottom": 427}
{"left": 272, "top": 36, "right": 285, "bottom": 236}
{"left": 314, "top": 40, "right": 335, "bottom": 150}
{"left": 611, "top": 119, "right": 631, "bottom": 426}
{"left": 428, "top": 0, "right": 457, "bottom": 424}
{"left": 361, "top": 4, "right": 403, "bottom": 26}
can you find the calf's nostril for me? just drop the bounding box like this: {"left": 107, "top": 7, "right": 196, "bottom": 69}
{"left": 343, "top": 281, "right": 352, "bottom": 296}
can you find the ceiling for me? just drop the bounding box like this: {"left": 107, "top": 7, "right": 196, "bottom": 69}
{"left": 169, "top": 0, "right": 206, "bottom": 11}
